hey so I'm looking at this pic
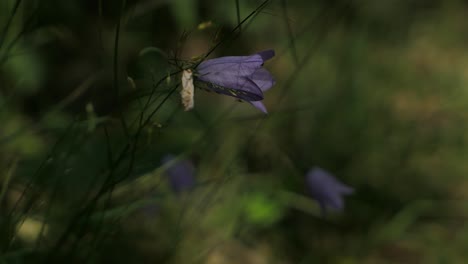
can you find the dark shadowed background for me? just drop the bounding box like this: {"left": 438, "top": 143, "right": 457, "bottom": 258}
{"left": 1, "top": 0, "right": 468, "bottom": 263}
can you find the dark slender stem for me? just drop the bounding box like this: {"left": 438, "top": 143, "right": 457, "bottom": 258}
{"left": 0, "top": 1, "right": 40, "bottom": 66}
{"left": 0, "top": 0, "right": 22, "bottom": 51}
{"left": 98, "top": 0, "right": 104, "bottom": 51}
{"left": 113, "top": 0, "right": 129, "bottom": 138}
{"left": 281, "top": 0, "right": 299, "bottom": 66}
{"left": 195, "top": 0, "right": 271, "bottom": 68}
{"left": 235, "top": 0, "right": 241, "bottom": 32}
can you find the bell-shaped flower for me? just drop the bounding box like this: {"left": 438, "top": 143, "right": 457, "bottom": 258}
{"left": 194, "top": 50, "right": 275, "bottom": 113}
{"left": 306, "top": 167, "right": 354, "bottom": 213}
{"left": 139, "top": 155, "right": 195, "bottom": 216}
{"left": 161, "top": 154, "right": 196, "bottom": 193}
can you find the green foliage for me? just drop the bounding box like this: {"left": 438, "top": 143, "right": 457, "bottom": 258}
{"left": 243, "top": 192, "right": 285, "bottom": 226}
{"left": 1, "top": 0, "right": 468, "bottom": 263}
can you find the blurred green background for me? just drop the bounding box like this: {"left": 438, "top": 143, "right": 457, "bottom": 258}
{"left": 2, "top": 0, "right": 468, "bottom": 263}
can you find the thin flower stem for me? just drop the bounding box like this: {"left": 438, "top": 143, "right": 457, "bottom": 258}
{"left": 0, "top": 0, "right": 22, "bottom": 51}
{"left": 113, "top": 0, "right": 129, "bottom": 139}
{"left": 0, "top": 158, "right": 18, "bottom": 209}
{"left": 0, "top": 2, "right": 41, "bottom": 66}
{"left": 235, "top": 0, "right": 241, "bottom": 32}
{"left": 278, "top": 190, "right": 320, "bottom": 217}
{"left": 195, "top": 0, "right": 271, "bottom": 68}
{"left": 281, "top": 0, "right": 299, "bottom": 66}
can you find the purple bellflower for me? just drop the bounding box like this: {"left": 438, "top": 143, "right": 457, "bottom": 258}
{"left": 194, "top": 50, "right": 275, "bottom": 113}
{"left": 139, "top": 155, "right": 195, "bottom": 217}
{"left": 306, "top": 167, "right": 354, "bottom": 213}
{"left": 161, "top": 154, "right": 196, "bottom": 193}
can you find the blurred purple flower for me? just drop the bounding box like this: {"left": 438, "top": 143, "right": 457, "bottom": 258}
{"left": 306, "top": 167, "right": 354, "bottom": 213}
{"left": 195, "top": 50, "right": 275, "bottom": 113}
{"left": 161, "top": 154, "right": 196, "bottom": 193}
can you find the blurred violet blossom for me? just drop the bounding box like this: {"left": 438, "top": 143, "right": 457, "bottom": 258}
{"left": 306, "top": 167, "right": 354, "bottom": 213}
{"left": 195, "top": 50, "right": 275, "bottom": 113}
{"left": 161, "top": 154, "right": 196, "bottom": 193}
{"left": 140, "top": 155, "right": 195, "bottom": 217}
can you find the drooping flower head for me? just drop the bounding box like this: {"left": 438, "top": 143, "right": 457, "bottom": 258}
{"left": 306, "top": 167, "right": 354, "bottom": 213}
{"left": 138, "top": 155, "right": 195, "bottom": 216}
{"left": 161, "top": 154, "right": 196, "bottom": 193}
{"left": 193, "top": 50, "right": 275, "bottom": 113}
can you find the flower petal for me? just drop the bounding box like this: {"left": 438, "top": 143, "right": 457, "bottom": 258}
{"left": 197, "top": 54, "right": 264, "bottom": 74}
{"left": 194, "top": 79, "right": 263, "bottom": 101}
{"left": 257, "top": 49, "right": 275, "bottom": 61}
{"left": 197, "top": 70, "right": 263, "bottom": 94}
{"left": 196, "top": 50, "right": 274, "bottom": 92}
{"left": 161, "top": 154, "right": 196, "bottom": 193}
{"left": 250, "top": 101, "right": 268, "bottom": 113}
{"left": 306, "top": 167, "right": 353, "bottom": 212}
{"left": 194, "top": 50, "right": 275, "bottom": 113}
{"left": 251, "top": 68, "right": 275, "bottom": 91}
